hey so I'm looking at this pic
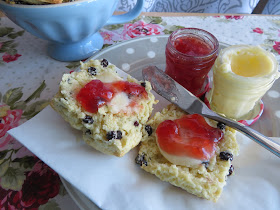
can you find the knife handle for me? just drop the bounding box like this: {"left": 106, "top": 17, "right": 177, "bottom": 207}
{"left": 204, "top": 114, "right": 280, "bottom": 158}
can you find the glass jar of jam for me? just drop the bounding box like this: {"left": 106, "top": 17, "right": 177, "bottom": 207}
{"left": 165, "top": 28, "right": 219, "bottom": 96}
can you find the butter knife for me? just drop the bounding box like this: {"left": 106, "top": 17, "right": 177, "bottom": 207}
{"left": 142, "top": 66, "right": 280, "bottom": 158}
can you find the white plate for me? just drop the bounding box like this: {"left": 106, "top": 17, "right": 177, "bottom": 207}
{"left": 60, "top": 35, "right": 280, "bottom": 209}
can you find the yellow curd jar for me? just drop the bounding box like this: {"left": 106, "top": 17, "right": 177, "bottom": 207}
{"left": 209, "top": 45, "right": 280, "bottom": 120}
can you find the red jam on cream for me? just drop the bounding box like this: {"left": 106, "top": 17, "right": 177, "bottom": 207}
{"left": 76, "top": 80, "right": 147, "bottom": 114}
{"left": 156, "top": 114, "right": 223, "bottom": 167}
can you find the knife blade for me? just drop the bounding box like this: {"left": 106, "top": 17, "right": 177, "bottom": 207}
{"left": 142, "top": 65, "right": 280, "bottom": 158}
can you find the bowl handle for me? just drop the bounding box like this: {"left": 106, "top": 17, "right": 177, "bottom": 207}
{"left": 105, "top": 0, "right": 144, "bottom": 26}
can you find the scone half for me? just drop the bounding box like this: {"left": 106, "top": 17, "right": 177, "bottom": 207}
{"left": 137, "top": 104, "right": 239, "bottom": 202}
{"left": 51, "top": 59, "right": 156, "bottom": 157}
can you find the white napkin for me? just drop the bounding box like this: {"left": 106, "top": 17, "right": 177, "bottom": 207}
{"left": 8, "top": 105, "right": 280, "bottom": 210}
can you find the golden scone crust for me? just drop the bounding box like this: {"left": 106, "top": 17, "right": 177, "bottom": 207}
{"left": 137, "top": 104, "right": 239, "bottom": 202}
{"left": 51, "top": 59, "right": 156, "bottom": 157}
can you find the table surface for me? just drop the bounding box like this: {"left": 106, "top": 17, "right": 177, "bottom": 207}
{"left": 1, "top": 12, "right": 280, "bottom": 210}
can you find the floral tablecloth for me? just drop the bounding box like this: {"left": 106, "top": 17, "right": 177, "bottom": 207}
{"left": 1, "top": 14, "right": 280, "bottom": 210}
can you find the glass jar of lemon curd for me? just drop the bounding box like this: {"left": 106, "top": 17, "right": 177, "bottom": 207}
{"left": 209, "top": 45, "right": 280, "bottom": 121}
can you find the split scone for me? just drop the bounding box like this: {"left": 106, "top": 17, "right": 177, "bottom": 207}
{"left": 51, "top": 59, "right": 156, "bottom": 157}
{"left": 136, "top": 104, "right": 239, "bottom": 202}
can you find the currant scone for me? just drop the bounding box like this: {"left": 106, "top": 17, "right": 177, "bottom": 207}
{"left": 51, "top": 59, "right": 156, "bottom": 157}
{"left": 137, "top": 104, "right": 239, "bottom": 202}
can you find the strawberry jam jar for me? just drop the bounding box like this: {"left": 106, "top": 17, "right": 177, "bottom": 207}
{"left": 165, "top": 28, "right": 219, "bottom": 96}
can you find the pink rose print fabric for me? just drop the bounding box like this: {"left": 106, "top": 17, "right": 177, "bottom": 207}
{"left": 100, "top": 30, "right": 122, "bottom": 44}
{"left": 2, "top": 53, "right": 22, "bottom": 63}
{"left": 225, "top": 15, "right": 244, "bottom": 20}
{"left": 121, "top": 20, "right": 164, "bottom": 40}
{"left": 273, "top": 41, "right": 280, "bottom": 54}
{"left": 253, "top": 27, "right": 264, "bottom": 34}
{"left": 0, "top": 106, "right": 22, "bottom": 148}
{"left": 0, "top": 160, "right": 60, "bottom": 210}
